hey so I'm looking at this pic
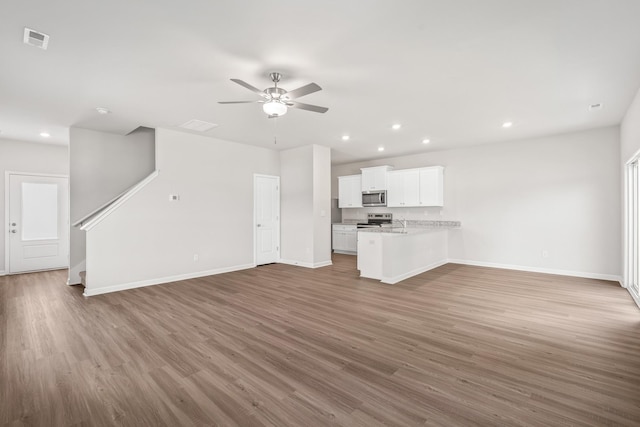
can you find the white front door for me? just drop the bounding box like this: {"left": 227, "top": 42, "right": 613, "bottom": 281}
{"left": 254, "top": 174, "right": 280, "bottom": 265}
{"left": 7, "top": 173, "right": 69, "bottom": 273}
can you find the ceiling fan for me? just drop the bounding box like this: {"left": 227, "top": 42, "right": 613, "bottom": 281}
{"left": 219, "top": 72, "right": 328, "bottom": 118}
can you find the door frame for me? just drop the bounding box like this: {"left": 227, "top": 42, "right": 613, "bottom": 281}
{"left": 4, "top": 171, "right": 70, "bottom": 275}
{"left": 624, "top": 152, "right": 640, "bottom": 309}
{"left": 253, "top": 174, "right": 280, "bottom": 266}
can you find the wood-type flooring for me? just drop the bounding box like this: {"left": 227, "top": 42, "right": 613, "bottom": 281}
{"left": 1, "top": 254, "right": 640, "bottom": 426}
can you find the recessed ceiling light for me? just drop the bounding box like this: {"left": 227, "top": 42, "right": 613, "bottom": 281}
{"left": 40, "top": 132, "right": 50, "bottom": 138}
{"left": 378, "top": 147, "right": 385, "bottom": 152}
{"left": 422, "top": 139, "right": 430, "bottom": 144}
{"left": 502, "top": 122, "right": 513, "bottom": 128}
{"left": 96, "top": 107, "right": 111, "bottom": 114}
{"left": 342, "top": 135, "right": 350, "bottom": 141}
{"left": 391, "top": 124, "right": 401, "bottom": 130}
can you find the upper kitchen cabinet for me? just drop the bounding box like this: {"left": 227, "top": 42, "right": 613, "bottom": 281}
{"left": 338, "top": 175, "right": 363, "bottom": 208}
{"left": 387, "top": 168, "right": 420, "bottom": 207}
{"left": 419, "top": 166, "right": 444, "bottom": 206}
{"left": 361, "top": 165, "right": 393, "bottom": 191}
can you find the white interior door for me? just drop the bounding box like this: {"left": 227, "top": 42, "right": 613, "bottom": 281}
{"left": 7, "top": 173, "right": 69, "bottom": 273}
{"left": 254, "top": 174, "right": 280, "bottom": 265}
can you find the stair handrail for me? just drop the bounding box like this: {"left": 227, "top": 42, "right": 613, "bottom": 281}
{"left": 77, "top": 170, "right": 159, "bottom": 231}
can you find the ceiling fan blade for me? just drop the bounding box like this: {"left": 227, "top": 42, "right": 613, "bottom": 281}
{"left": 218, "top": 100, "right": 260, "bottom": 104}
{"left": 283, "top": 83, "right": 322, "bottom": 100}
{"left": 230, "top": 79, "right": 267, "bottom": 97}
{"left": 287, "top": 101, "right": 328, "bottom": 113}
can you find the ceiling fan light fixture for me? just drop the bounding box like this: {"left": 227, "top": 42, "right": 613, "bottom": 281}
{"left": 263, "top": 100, "right": 287, "bottom": 116}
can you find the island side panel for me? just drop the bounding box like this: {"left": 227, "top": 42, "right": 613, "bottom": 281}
{"left": 381, "top": 229, "right": 448, "bottom": 284}
{"left": 357, "top": 231, "right": 383, "bottom": 280}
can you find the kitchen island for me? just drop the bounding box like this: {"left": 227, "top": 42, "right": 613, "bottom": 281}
{"left": 357, "top": 226, "right": 455, "bottom": 284}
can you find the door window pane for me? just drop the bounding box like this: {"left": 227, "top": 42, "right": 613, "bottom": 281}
{"left": 22, "top": 182, "right": 58, "bottom": 241}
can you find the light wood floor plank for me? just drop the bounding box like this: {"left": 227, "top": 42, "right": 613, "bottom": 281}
{"left": 2, "top": 255, "right": 640, "bottom": 426}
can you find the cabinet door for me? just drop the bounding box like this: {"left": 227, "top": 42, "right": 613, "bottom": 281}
{"left": 345, "top": 231, "right": 357, "bottom": 252}
{"left": 350, "top": 176, "right": 363, "bottom": 207}
{"left": 403, "top": 169, "right": 420, "bottom": 206}
{"left": 387, "top": 171, "right": 405, "bottom": 207}
{"left": 419, "top": 167, "right": 444, "bottom": 206}
{"left": 332, "top": 230, "right": 344, "bottom": 250}
{"left": 361, "top": 169, "right": 375, "bottom": 191}
{"left": 338, "top": 175, "right": 363, "bottom": 208}
{"left": 361, "top": 167, "right": 389, "bottom": 191}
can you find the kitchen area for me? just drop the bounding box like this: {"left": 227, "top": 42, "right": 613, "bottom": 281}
{"left": 332, "top": 165, "right": 460, "bottom": 284}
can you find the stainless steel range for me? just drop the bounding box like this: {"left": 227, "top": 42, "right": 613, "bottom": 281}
{"left": 357, "top": 213, "right": 392, "bottom": 229}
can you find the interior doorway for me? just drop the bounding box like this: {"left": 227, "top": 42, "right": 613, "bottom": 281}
{"left": 5, "top": 172, "right": 69, "bottom": 274}
{"left": 254, "top": 174, "right": 280, "bottom": 265}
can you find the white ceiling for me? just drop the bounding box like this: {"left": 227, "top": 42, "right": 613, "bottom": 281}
{"left": 2, "top": 0, "right": 640, "bottom": 164}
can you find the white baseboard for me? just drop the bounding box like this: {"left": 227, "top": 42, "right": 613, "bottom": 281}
{"left": 448, "top": 258, "right": 622, "bottom": 283}
{"left": 279, "top": 259, "right": 333, "bottom": 269}
{"left": 381, "top": 259, "right": 448, "bottom": 285}
{"left": 83, "top": 263, "right": 255, "bottom": 297}
{"left": 0, "top": 270, "right": 4, "bottom": 276}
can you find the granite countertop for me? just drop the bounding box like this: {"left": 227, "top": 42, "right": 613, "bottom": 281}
{"left": 357, "top": 220, "right": 461, "bottom": 235}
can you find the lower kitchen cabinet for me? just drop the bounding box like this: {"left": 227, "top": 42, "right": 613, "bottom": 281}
{"left": 332, "top": 224, "right": 357, "bottom": 254}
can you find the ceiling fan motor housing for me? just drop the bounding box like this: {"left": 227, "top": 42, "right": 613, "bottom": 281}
{"left": 266, "top": 87, "right": 287, "bottom": 100}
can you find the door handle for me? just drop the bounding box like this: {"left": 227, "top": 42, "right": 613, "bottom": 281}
{"left": 257, "top": 224, "right": 261, "bottom": 227}
{"left": 10, "top": 229, "right": 17, "bottom": 233}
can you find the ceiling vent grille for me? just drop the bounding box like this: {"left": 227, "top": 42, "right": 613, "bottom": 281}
{"left": 23, "top": 27, "right": 50, "bottom": 50}
{"left": 179, "top": 119, "right": 218, "bottom": 132}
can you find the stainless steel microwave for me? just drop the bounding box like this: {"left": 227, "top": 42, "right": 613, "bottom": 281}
{"left": 362, "top": 191, "right": 386, "bottom": 207}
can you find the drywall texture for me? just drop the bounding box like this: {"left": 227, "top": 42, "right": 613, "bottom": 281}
{"left": 0, "top": 139, "right": 68, "bottom": 273}
{"left": 280, "top": 146, "right": 315, "bottom": 265}
{"left": 69, "top": 126, "right": 156, "bottom": 276}
{"left": 85, "top": 128, "right": 280, "bottom": 292}
{"left": 280, "top": 144, "right": 332, "bottom": 267}
{"left": 312, "top": 145, "right": 332, "bottom": 265}
{"left": 333, "top": 126, "right": 621, "bottom": 279}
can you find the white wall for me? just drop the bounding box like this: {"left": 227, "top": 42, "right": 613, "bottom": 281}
{"left": 312, "top": 145, "right": 332, "bottom": 265}
{"left": 280, "top": 144, "right": 332, "bottom": 267}
{"left": 69, "top": 127, "right": 155, "bottom": 280}
{"left": 84, "top": 128, "right": 279, "bottom": 294}
{"left": 0, "top": 139, "right": 68, "bottom": 274}
{"left": 333, "top": 127, "right": 621, "bottom": 279}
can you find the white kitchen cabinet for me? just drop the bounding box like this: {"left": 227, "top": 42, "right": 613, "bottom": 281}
{"left": 361, "top": 165, "right": 393, "bottom": 191}
{"left": 419, "top": 166, "right": 444, "bottom": 206}
{"left": 387, "top": 169, "right": 420, "bottom": 207}
{"left": 338, "top": 175, "right": 363, "bottom": 208}
{"left": 332, "top": 224, "right": 357, "bottom": 253}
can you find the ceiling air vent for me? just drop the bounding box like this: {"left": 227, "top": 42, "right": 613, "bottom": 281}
{"left": 588, "top": 103, "right": 604, "bottom": 112}
{"left": 179, "top": 119, "right": 218, "bottom": 132}
{"left": 23, "top": 27, "right": 50, "bottom": 50}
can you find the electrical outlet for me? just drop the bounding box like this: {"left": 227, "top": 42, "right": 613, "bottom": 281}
{"left": 193, "top": 254, "right": 199, "bottom": 262}
{"left": 542, "top": 250, "right": 549, "bottom": 258}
